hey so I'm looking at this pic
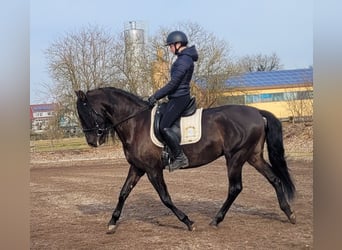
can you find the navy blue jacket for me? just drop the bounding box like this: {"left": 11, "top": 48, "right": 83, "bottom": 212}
{"left": 152, "top": 45, "right": 198, "bottom": 100}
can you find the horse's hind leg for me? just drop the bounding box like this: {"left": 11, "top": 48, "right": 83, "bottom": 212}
{"left": 210, "top": 152, "right": 245, "bottom": 227}
{"left": 107, "top": 165, "right": 145, "bottom": 234}
{"left": 146, "top": 169, "right": 194, "bottom": 231}
{"left": 248, "top": 154, "right": 296, "bottom": 224}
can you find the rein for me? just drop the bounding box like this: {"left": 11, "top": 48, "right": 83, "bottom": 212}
{"left": 82, "top": 104, "right": 150, "bottom": 136}
{"left": 111, "top": 106, "right": 150, "bottom": 128}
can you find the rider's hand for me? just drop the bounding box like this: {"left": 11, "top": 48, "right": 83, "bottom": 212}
{"left": 147, "top": 96, "right": 157, "bottom": 107}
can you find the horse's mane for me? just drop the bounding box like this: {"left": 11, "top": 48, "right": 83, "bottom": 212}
{"left": 88, "top": 87, "right": 148, "bottom": 106}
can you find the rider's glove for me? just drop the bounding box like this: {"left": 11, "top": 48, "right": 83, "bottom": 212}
{"left": 147, "top": 95, "right": 157, "bottom": 107}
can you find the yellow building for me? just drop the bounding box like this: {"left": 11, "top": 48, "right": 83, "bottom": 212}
{"left": 224, "top": 68, "right": 313, "bottom": 120}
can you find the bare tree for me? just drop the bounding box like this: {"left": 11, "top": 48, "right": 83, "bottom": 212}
{"left": 285, "top": 87, "right": 313, "bottom": 122}
{"left": 237, "top": 52, "right": 283, "bottom": 72}
{"left": 44, "top": 24, "right": 157, "bottom": 137}
{"left": 46, "top": 25, "right": 118, "bottom": 91}
{"left": 45, "top": 25, "right": 119, "bottom": 129}
{"left": 46, "top": 25, "right": 151, "bottom": 134}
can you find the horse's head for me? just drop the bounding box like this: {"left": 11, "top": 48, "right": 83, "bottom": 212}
{"left": 75, "top": 90, "right": 111, "bottom": 147}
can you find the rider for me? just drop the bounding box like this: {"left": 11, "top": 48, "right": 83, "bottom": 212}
{"left": 148, "top": 31, "right": 198, "bottom": 171}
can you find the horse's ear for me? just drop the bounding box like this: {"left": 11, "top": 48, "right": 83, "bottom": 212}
{"left": 75, "top": 90, "right": 87, "bottom": 102}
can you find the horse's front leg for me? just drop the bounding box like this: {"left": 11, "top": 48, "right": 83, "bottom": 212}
{"left": 107, "top": 165, "right": 145, "bottom": 234}
{"left": 146, "top": 170, "right": 194, "bottom": 231}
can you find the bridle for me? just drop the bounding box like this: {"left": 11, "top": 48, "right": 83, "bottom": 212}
{"left": 81, "top": 102, "right": 150, "bottom": 136}
{"left": 81, "top": 104, "right": 109, "bottom": 137}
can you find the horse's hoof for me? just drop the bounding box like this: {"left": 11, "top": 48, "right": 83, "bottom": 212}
{"left": 187, "top": 221, "right": 195, "bottom": 231}
{"left": 106, "top": 224, "right": 117, "bottom": 234}
{"left": 188, "top": 223, "right": 196, "bottom": 231}
{"left": 209, "top": 220, "right": 218, "bottom": 229}
{"left": 289, "top": 212, "right": 296, "bottom": 224}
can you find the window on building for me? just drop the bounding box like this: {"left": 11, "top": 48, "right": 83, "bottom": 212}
{"left": 245, "top": 94, "right": 260, "bottom": 104}
{"left": 245, "top": 90, "right": 313, "bottom": 104}
{"left": 284, "top": 92, "right": 297, "bottom": 101}
{"left": 260, "top": 93, "right": 272, "bottom": 102}
{"left": 272, "top": 93, "right": 283, "bottom": 101}
{"left": 297, "top": 90, "right": 313, "bottom": 100}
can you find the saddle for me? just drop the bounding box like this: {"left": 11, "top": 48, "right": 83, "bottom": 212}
{"left": 150, "top": 97, "right": 203, "bottom": 147}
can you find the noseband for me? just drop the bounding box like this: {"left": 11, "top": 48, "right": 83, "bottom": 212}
{"left": 82, "top": 125, "right": 108, "bottom": 137}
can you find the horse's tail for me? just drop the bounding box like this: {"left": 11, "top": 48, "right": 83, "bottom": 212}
{"left": 259, "top": 109, "right": 296, "bottom": 201}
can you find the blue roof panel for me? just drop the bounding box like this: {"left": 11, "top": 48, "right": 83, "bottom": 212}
{"left": 31, "top": 104, "right": 56, "bottom": 112}
{"left": 226, "top": 68, "right": 313, "bottom": 88}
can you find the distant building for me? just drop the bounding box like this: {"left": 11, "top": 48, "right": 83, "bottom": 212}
{"left": 30, "top": 103, "right": 58, "bottom": 133}
{"left": 224, "top": 68, "right": 313, "bottom": 120}
{"left": 30, "top": 103, "right": 79, "bottom": 135}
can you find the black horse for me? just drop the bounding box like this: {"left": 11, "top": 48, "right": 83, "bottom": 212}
{"left": 75, "top": 87, "right": 296, "bottom": 233}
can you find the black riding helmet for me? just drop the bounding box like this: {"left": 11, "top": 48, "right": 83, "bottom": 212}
{"left": 165, "top": 31, "right": 188, "bottom": 46}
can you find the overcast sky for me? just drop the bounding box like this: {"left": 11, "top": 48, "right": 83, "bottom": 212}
{"left": 30, "top": 0, "right": 313, "bottom": 104}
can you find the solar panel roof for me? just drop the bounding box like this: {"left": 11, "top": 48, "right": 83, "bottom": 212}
{"left": 226, "top": 68, "right": 313, "bottom": 88}
{"left": 30, "top": 104, "right": 56, "bottom": 112}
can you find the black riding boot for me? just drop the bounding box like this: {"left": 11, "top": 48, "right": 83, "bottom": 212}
{"left": 162, "top": 128, "right": 189, "bottom": 172}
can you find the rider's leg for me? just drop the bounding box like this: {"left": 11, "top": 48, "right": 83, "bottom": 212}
{"left": 161, "top": 128, "right": 189, "bottom": 171}
{"left": 159, "top": 96, "right": 190, "bottom": 171}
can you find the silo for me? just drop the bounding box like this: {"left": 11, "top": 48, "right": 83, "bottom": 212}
{"left": 123, "top": 21, "right": 148, "bottom": 95}
{"left": 124, "top": 21, "right": 145, "bottom": 60}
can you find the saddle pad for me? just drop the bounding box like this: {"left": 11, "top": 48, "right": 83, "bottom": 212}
{"left": 150, "top": 106, "right": 203, "bottom": 147}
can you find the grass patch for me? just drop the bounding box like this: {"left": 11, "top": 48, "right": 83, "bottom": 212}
{"left": 30, "top": 137, "right": 116, "bottom": 152}
{"left": 30, "top": 137, "right": 89, "bottom": 152}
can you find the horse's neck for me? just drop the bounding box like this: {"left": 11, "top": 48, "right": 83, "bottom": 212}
{"left": 107, "top": 94, "right": 145, "bottom": 127}
{"left": 112, "top": 104, "right": 146, "bottom": 147}
{"left": 107, "top": 91, "right": 141, "bottom": 114}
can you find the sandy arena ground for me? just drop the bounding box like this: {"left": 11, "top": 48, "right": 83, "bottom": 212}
{"left": 30, "top": 123, "right": 313, "bottom": 249}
